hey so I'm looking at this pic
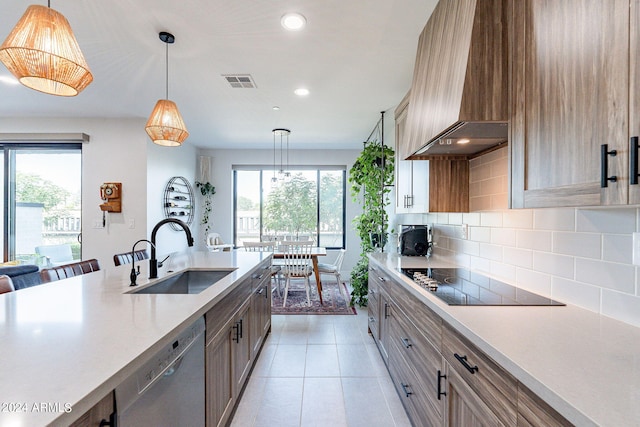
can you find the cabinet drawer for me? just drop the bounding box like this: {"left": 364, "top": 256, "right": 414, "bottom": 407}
{"left": 389, "top": 303, "right": 443, "bottom": 417}
{"left": 206, "top": 277, "right": 251, "bottom": 344}
{"left": 443, "top": 324, "right": 517, "bottom": 426}
{"left": 385, "top": 276, "right": 442, "bottom": 349}
{"left": 388, "top": 336, "right": 442, "bottom": 427}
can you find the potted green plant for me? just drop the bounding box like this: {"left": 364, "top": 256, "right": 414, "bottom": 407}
{"left": 195, "top": 181, "right": 216, "bottom": 244}
{"left": 348, "top": 140, "right": 394, "bottom": 306}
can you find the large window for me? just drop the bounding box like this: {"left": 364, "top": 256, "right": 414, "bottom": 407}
{"left": 1, "top": 144, "right": 82, "bottom": 265}
{"left": 234, "top": 167, "right": 345, "bottom": 249}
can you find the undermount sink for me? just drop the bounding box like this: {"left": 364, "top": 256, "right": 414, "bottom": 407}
{"left": 131, "top": 269, "right": 235, "bottom": 294}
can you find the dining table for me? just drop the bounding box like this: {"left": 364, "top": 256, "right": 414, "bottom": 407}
{"left": 272, "top": 246, "right": 327, "bottom": 304}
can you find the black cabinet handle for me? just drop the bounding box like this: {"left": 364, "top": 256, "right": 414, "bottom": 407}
{"left": 437, "top": 370, "right": 447, "bottom": 400}
{"left": 400, "top": 337, "right": 412, "bottom": 349}
{"left": 384, "top": 303, "right": 390, "bottom": 319}
{"left": 257, "top": 287, "right": 265, "bottom": 295}
{"left": 600, "top": 144, "right": 618, "bottom": 187}
{"left": 631, "top": 137, "right": 639, "bottom": 185}
{"left": 239, "top": 318, "right": 243, "bottom": 339}
{"left": 232, "top": 322, "right": 241, "bottom": 343}
{"left": 400, "top": 382, "right": 413, "bottom": 397}
{"left": 454, "top": 353, "right": 479, "bottom": 374}
{"left": 378, "top": 276, "right": 386, "bottom": 282}
{"left": 368, "top": 316, "right": 375, "bottom": 323}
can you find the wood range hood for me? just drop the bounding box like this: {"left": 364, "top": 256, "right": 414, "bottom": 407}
{"left": 405, "top": 0, "right": 509, "bottom": 160}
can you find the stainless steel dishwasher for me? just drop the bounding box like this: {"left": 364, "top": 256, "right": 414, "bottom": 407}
{"left": 116, "top": 317, "right": 205, "bottom": 427}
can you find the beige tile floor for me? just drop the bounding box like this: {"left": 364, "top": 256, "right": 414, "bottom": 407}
{"left": 230, "top": 310, "right": 412, "bottom": 427}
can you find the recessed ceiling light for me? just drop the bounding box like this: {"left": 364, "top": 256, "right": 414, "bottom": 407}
{"left": 294, "top": 88, "right": 309, "bottom": 96}
{"left": 0, "top": 75, "right": 19, "bottom": 85}
{"left": 281, "top": 13, "right": 306, "bottom": 31}
{"left": 272, "top": 106, "right": 280, "bottom": 110}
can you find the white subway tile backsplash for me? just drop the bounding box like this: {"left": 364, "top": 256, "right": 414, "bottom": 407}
{"left": 479, "top": 243, "right": 503, "bottom": 261}
{"left": 601, "top": 290, "right": 640, "bottom": 328}
{"left": 574, "top": 259, "right": 635, "bottom": 293}
{"left": 460, "top": 239, "right": 480, "bottom": 257}
{"left": 491, "top": 193, "right": 509, "bottom": 210}
{"left": 533, "top": 252, "right": 574, "bottom": 279}
{"left": 602, "top": 234, "right": 633, "bottom": 264}
{"left": 490, "top": 261, "right": 516, "bottom": 282}
{"left": 468, "top": 255, "right": 490, "bottom": 273}
{"left": 576, "top": 208, "right": 636, "bottom": 234}
{"left": 437, "top": 213, "right": 450, "bottom": 224}
{"left": 503, "top": 247, "right": 533, "bottom": 269}
{"left": 502, "top": 209, "right": 534, "bottom": 229}
{"left": 551, "top": 277, "right": 601, "bottom": 312}
{"left": 517, "top": 230, "right": 552, "bottom": 252}
{"left": 534, "top": 208, "right": 575, "bottom": 231}
{"left": 462, "top": 212, "right": 481, "bottom": 226}
{"left": 469, "top": 226, "right": 491, "bottom": 243}
{"left": 480, "top": 211, "right": 503, "bottom": 227}
{"left": 552, "top": 232, "right": 601, "bottom": 259}
{"left": 491, "top": 228, "right": 517, "bottom": 247}
{"left": 515, "top": 268, "right": 552, "bottom": 296}
{"left": 448, "top": 213, "right": 463, "bottom": 225}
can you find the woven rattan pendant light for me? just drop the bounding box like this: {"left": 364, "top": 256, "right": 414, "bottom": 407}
{"left": 145, "top": 32, "right": 189, "bottom": 147}
{"left": 0, "top": 3, "right": 93, "bottom": 96}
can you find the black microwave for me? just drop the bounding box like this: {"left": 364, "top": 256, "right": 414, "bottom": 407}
{"left": 399, "top": 225, "right": 432, "bottom": 256}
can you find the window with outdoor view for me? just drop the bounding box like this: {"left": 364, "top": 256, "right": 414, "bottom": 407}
{"left": 233, "top": 168, "right": 345, "bottom": 249}
{"left": 0, "top": 144, "right": 82, "bottom": 266}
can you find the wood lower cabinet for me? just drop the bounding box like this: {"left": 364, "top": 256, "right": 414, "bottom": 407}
{"left": 69, "top": 391, "right": 115, "bottom": 427}
{"left": 250, "top": 268, "right": 272, "bottom": 358}
{"left": 442, "top": 323, "right": 517, "bottom": 426}
{"left": 369, "top": 259, "right": 572, "bottom": 427}
{"left": 206, "top": 318, "right": 235, "bottom": 427}
{"left": 445, "top": 363, "right": 506, "bottom": 426}
{"left": 205, "top": 259, "right": 271, "bottom": 427}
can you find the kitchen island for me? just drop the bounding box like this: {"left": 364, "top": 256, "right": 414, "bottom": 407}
{"left": 370, "top": 252, "right": 640, "bottom": 427}
{"left": 0, "top": 250, "right": 270, "bottom": 427}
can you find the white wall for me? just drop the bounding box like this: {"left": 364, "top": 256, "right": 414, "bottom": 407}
{"left": 198, "top": 148, "right": 362, "bottom": 274}
{"left": 0, "top": 117, "right": 196, "bottom": 270}
{"left": 147, "top": 141, "right": 198, "bottom": 259}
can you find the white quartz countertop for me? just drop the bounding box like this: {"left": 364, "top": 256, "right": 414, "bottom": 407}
{"left": 0, "top": 250, "right": 270, "bottom": 427}
{"left": 370, "top": 253, "right": 640, "bottom": 427}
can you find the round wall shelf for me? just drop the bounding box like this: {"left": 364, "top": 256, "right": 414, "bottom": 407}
{"left": 163, "top": 176, "right": 194, "bottom": 230}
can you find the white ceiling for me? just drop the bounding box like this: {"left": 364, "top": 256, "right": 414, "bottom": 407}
{"left": 0, "top": 0, "right": 437, "bottom": 150}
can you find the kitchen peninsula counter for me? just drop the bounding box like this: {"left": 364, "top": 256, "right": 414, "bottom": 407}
{"left": 0, "top": 250, "right": 270, "bottom": 427}
{"left": 370, "top": 252, "right": 640, "bottom": 427}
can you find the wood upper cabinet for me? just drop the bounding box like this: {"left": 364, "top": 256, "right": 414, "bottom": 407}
{"left": 395, "top": 90, "right": 470, "bottom": 213}
{"left": 405, "top": 0, "right": 508, "bottom": 158}
{"left": 630, "top": 0, "right": 640, "bottom": 204}
{"left": 395, "top": 91, "right": 430, "bottom": 213}
{"left": 511, "top": 0, "right": 632, "bottom": 208}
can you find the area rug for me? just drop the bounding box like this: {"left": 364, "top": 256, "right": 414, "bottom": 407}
{"left": 271, "top": 279, "right": 357, "bottom": 315}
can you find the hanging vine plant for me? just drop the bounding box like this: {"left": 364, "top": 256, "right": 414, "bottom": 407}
{"left": 348, "top": 140, "right": 395, "bottom": 306}
{"left": 195, "top": 181, "right": 216, "bottom": 244}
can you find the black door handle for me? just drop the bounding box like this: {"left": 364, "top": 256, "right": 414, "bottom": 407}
{"left": 601, "top": 144, "right": 617, "bottom": 187}
{"left": 631, "top": 137, "right": 639, "bottom": 185}
{"left": 437, "top": 370, "right": 447, "bottom": 400}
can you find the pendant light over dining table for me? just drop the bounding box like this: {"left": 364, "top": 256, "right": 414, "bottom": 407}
{"left": 0, "top": 3, "right": 93, "bottom": 96}
{"left": 145, "top": 31, "right": 189, "bottom": 147}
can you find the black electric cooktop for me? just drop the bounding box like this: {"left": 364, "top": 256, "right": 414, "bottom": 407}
{"left": 400, "top": 267, "right": 565, "bottom": 306}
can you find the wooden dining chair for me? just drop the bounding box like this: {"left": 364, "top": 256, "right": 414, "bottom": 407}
{"left": 317, "top": 249, "right": 346, "bottom": 298}
{"left": 113, "top": 249, "right": 149, "bottom": 266}
{"left": 40, "top": 259, "right": 101, "bottom": 283}
{"left": 280, "top": 240, "right": 314, "bottom": 307}
{"left": 243, "top": 241, "right": 282, "bottom": 295}
{"left": 0, "top": 275, "right": 15, "bottom": 294}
